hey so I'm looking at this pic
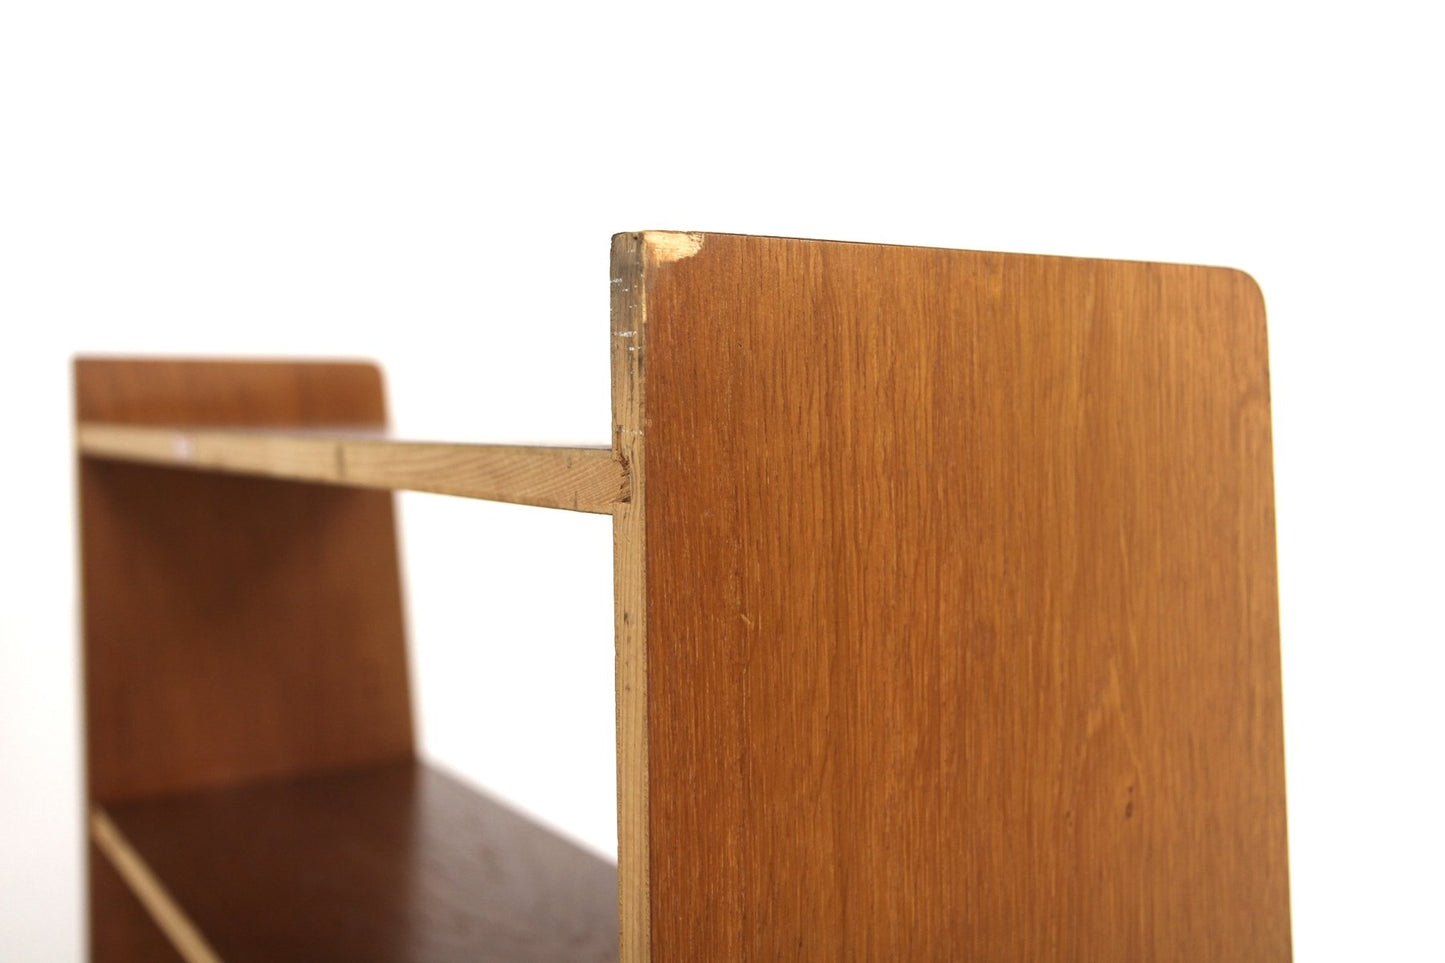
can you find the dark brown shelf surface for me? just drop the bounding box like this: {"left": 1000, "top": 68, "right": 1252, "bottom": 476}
{"left": 97, "top": 761, "right": 619, "bottom": 962}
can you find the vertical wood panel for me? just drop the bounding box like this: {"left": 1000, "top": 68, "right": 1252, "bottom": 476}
{"left": 634, "top": 234, "right": 1290, "bottom": 960}
{"left": 76, "top": 360, "right": 413, "bottom": 803}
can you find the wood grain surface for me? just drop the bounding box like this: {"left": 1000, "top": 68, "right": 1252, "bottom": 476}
{"left": 625, "top": 232, "right": 1291, "bottom": 960}
{"left": 99, "top": 762, "right": 620, "bottom": 963}
{"left": 76, "top": 359, "right": 413, "bottom": 804}
{"left": 77, "top": 423, "right": 625, "bottom": 513}
{"left": 74, "top": 358, "right": 391, "bottom": 426}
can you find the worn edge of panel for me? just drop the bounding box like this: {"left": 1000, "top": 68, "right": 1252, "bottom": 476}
{"left": 76, "top": 424, "right": 627, "bottom": 514}
{"left": 612, "top": 230, "right": 704, "bottom": 960}
{"left": 89, "top": 808, "right": 222, "bottom": 963}
{"left": 611, "top": 232, "right": 664, "bottom": 963}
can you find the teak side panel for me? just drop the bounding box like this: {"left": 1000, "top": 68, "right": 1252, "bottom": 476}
{"left": 75, "top": 358, "right": 389, "bottom": 426}
{"left": 76, "top": 360, "right": 413, "bottom": 802}
{"left": 631, "top": 233, "right": 1290, "bottom": 960}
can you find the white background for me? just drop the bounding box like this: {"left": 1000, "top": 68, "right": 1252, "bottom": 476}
{"left": 2, "top": 2, "right": 1441, "bottom": 959}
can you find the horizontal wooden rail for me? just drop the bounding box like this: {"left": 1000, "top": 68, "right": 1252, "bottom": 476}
{"left": 77, "top": 423, "right": 627, "bottom": 513}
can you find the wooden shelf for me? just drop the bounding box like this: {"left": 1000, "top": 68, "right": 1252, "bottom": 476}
{"left": 90, "top": 762, "right": 619, "bottom": 963}
{"left": 76, "top": 233, "right": 1292, "bottom": 960}
{"left": 77, "top": 423, "right": 626, "bottom": 514}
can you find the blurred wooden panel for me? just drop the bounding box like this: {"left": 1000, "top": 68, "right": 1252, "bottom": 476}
{"left": 74, "top": 358, "right": 388, "bottom": 427}
{"left": 627, "top": 232, "right": 1290, "bottom": 960}
{"left": 76, "top": 359, "right": 412, "bottom": 802}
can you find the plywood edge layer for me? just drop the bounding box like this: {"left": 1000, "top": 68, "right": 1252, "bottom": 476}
{"left": 77, "top": 423, "right": 627, "bottom": 513}
{"left": 611, "top": 232, "right": 651, "bottom": 962}
{"left": 89, "top": 807, "right": 223, "bottom": 963}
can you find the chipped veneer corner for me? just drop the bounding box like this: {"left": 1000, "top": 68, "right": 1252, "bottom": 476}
{"left": 641, "top": 231, "right": 704, "bottom": 266}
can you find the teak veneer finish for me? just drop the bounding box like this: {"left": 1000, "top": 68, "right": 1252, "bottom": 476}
{"left": 77, "top": 232, "right": 1291, "bottom": 962}
{"left": 76, "top": 360, "right": 621, "bottom": 961}
{"left": 77, "top": 360, "right": 413, "bottom": 803}
{"left": 616, "top": 232, "right": 1289, "bottom": 961}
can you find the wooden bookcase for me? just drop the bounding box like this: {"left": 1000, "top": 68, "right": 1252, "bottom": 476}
{"left": 76, "top": 231, "right": 1292, "bottom": 961}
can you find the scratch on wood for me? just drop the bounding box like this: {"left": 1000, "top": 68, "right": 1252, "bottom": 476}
{"left": 615, "top": 452, "right": 634, "bottom": 504}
